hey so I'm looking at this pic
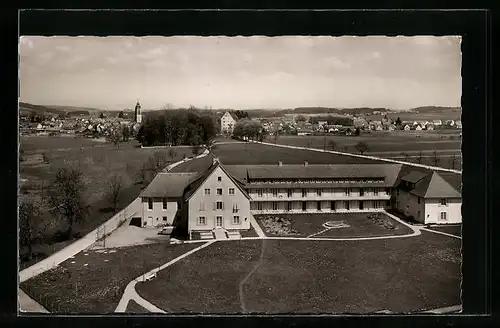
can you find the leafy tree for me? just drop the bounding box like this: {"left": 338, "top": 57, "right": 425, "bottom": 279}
{"left": 192, "top": 144, "right": 202, "bottom": 156}
{"left": 118, "top": 111, "right": 124, "bottom": 118}
{"left": 355, "top": 141, "right": 369, "bottom": 155}
{"left": 295, "top": 114, "right": 308, "bottom": 122}
{"left": 48, "top": 168, "right": 89, "bottom": 238}
{"left": 355, "top": 127, "right": 361, "bottom": 136}
{"left": 107, "top": 126, "right": 123, "bottom": 147}
{"left": 99, "top": 112, "right": 105, "bottom": 119}
{"left": 105, "top": 174, "right": 123, "bottom": 213}
{"left": 122, "top": 125, "right": 130, "bottom": 142}
{"left": 19, "top": 197, "right": 46, "bottom": 261}
{"left": 395, "top": 117, "right": 402, "bottom": 126}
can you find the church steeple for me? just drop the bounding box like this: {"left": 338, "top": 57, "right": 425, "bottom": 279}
{"left": 134, "top": 99, "right": 142, "bottom": 123}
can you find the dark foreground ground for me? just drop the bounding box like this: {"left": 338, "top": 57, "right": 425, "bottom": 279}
{"left": 136, "top": 231, "right": 461, "bottom": 314}
{"left": 425, "top": 225, "right": 462, "bottom": 237}
{"left": 20, "top": 242, "right": 202, "bottom": 313}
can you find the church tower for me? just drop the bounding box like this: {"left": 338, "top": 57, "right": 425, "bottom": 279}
{"left": 134, "top": 99, "right": 142, "bottom": 123}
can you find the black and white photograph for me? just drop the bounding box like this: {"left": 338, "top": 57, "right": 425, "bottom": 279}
{"left": 18, "top": 35, "right": 462, "bottom": 314}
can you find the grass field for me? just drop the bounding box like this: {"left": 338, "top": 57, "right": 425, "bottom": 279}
{"left": 135, "top": 231, "right": 461, "bottom": 313}
{"left": 426, "top": 225, "right": 462, "bottom": 237}
{"left": 20, "top": 242, "right": 202, "bottom": 313}
{"left": 19, "top": 135, "right": 194, "bottom": 268}
{"left": 254, "top": 213, "right": 413, "bottom": 238}
{"left": 267, "top": 131, "right": 462, "bottom": 170}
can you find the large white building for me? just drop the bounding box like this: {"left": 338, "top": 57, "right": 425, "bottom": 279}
{"left": 220, "top": 111, "right": 237, "bottom": 135}
{"left": 136, "top": 154, "right": 462, "bottom": 239}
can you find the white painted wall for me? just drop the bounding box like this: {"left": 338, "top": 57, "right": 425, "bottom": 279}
{"left": 394, "top": 190, "right": 426, "bottom": 223}
{"left": 424, "top": 198, "right": 462, "bottom": 224}
{"left": 188, "top": 165, "right": 251, "bottom": 232}
{"left": 221, "top": 112, "right": 236, "bottom": 133}
{"left": 141, "top": 197, "right": 178, "bottom": 227}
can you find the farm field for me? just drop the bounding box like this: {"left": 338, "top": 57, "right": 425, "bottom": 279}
{"left": 20, "top": 242, "right": 201, "bottom": 313}
{"left": 19, "top": 135, "right": 195, "bottom": 269}
{"left": 269, "top": 131, "right": 462, "bottom": 170}
{"left": 135, "top": 231, "right": 461, "bottom": 314}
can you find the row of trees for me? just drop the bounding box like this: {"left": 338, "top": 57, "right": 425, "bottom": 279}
{"left": 308, "top": 115, "right": 354, "bottom": 126}
{"left": 232, "top": 119, "right": 267, "bottom": 141}
{"left": 136, "top": 109, "right": 217, "bottom": 147}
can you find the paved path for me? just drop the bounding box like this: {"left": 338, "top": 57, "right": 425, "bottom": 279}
{"left": 19, "top": 149, "right": 210, "bottom": 284}
{"left": 420, "top": 227, "right": 462, "bottom": 239}
{"left": 18, "top": 289, "right": 49, "bottom": 313}
{"left": 249, "top": 214, "right": 266, "bottom": 238}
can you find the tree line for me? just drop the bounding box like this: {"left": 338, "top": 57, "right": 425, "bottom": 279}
{"left": 136, "top": 109, "right": 218, "bottom": 147}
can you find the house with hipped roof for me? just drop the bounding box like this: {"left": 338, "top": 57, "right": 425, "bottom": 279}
{"left": 136, "top": 154, "right": 462, "bottom": 239}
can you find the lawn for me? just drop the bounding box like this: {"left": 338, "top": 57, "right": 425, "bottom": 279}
{"left": 136, "top": 231, "right": 461, "bottom": 313}
{"left": 20, "top": 242, "right": 203, "bottom": 314}
{"left": 254, "top": 213, "right": 413, "bottom": 238}
{"left": 19, "top": 135, "right": 195, "bottom": 267}
{"left": 125, "top": 300, "right": 150, "bottom": 313}
{"left": 426, "top": 225, "right": 462, "bottom": 237}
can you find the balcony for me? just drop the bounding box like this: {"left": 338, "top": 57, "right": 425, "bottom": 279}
{"left": 248, "top": 194, "right": 391, "bottom": 202}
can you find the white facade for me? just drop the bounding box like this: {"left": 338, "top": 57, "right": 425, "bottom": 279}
{"left": 394, "top": 190, "right": 461, "bottom": 224}
{"left": 221, "top": 112, "right": 236, "bottom": 134}
{"left": 188, "top": 165, "right": 251, "bottom": 233}
{"left": 141, "top": 197, "right": 178, "bottom": 227}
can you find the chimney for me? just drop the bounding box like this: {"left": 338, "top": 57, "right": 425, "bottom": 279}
{"left": 278, "top": 161, "right": 283, "bottom": 167}
{"left": 304, "top": 161, "right": 308, "bottom": 167}
{"left": 212, "top": 157, "right": 219, "bottom": 165}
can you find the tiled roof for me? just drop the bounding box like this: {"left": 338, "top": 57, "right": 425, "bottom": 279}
{"left": 401, "top": 171, "right": 427, "bottom": 184}
{"left": 395, "top": 165, "right": 461, "bottom": 199}
{"left": 224, "top": 164, "right": 402, "bottom": 185}
{"left": 423, "top": 172, "right": 462, "bottom": 198}
{"left": 139, "top": 172, "right": 200, "bottom": 198}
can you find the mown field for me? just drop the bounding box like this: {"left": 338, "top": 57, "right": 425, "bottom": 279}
{"left": 136, "top": 231, "right": 461, "bottom": 314}
{"left": 20, "top": 242, "right": 201, "bottom": 313}
{"left": 19, "top": 135, "right": 195, "bottom": 269}
{"left": 268, "top": 131, "right": 462, "bottom": 170}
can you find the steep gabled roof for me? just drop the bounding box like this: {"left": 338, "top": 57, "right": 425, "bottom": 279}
{"left": 401, "top": 171, "right": 427, "bottom": 184}
{"left": 139, "top": 172, "right": 200, "bottom": 198}
{"left": 422, "top": 172, "right": 462, "bottom": 198}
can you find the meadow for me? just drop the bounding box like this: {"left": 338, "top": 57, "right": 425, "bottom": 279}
{"left": 19, "top": 135, "right": 194, "bottom": 268}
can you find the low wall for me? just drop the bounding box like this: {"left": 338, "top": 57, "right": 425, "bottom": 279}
{"left": 252, "top": 141, "right": 462, "bottom": 174}
{"left": 19, "top": 198, "right": 142, "bottom": 283}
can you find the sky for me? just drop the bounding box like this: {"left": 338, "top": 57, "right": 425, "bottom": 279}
{"left": 19, "top": 36, "right": 462, "bottom": 111}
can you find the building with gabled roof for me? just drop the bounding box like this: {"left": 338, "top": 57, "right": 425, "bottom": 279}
{"left": 137, "top": 154, "right": 462, "bottom": 238}
{"left": 221, "top": 111, "right": 238, "bottom": 135}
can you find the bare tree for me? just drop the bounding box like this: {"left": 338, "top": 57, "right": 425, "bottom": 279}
{"left": 401, "top": 152, "right": 410, "bottom": 162}
{"left": 168, "top": 148, "right": 177, "bottom": 162}
{"left": 355, "top": 141, "right": 369, "bottom": 155}
{"left": 449, "top": 154, "right": 458, "bottom": 169}
{"left": 106, "top": 174, "right": 124, "bottom": 213}
{"left": 19, "top": 197, "right": 46, "bottom": 261}
{"left": 432, "top": 150, "right": 440, "bottom": 166}
{"left": 416, "top": 151, "right": 423, "bottom": 164}
{"left": 48, "top": 167, "right": 89, "bottom": 239}
{"left": 328, "top": 140, "right": 337, "bottom": 151}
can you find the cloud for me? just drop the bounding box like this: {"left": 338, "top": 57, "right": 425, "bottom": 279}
{"left": 56, "top": 45, "right": 71, "bottom": 52}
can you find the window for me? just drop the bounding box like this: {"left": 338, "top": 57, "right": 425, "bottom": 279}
{"left": 396, "top": 189, "right": 400, "bottom": 196}
{"left": 288, "top": 189, "right": 293, "bottom": 197}
{"left": 359, "top": 201, "right": 364, "bottom": 210}
{"left": 216, "top": 201, "right": 223, "bottom": 210}
{"left": 273, "top": 202, "right": 278, "bottom": 210}
{"left": 257, "top": 189, "right": 263, "bottom": 197}
{"left": 417, "top": 197, "right": 421, "bottom": 204}
{"left": 330, "top": 201, "right": 335, "bottom": 210}
{"left": 287, "top": 202, "right": 292, "bottom": 211}
{"left": 317, "top": 189, "right": 322, "bottom": 196}
{"left": 199, "top": 202, "right": 205, "bottom": 211}
{"left": 302, "top": 189, "right": 307, "bottom": 197}
{"left": 272, "top": 189, "right": 278, "bottom": 197}
{"left": 385, "top": 188, "right": 391, "bottom": 195}
{"left": 218, "top": 176, "right": 222, "bottom": 182}
{"left": 233, "top": 204, "right": 239, "bottom": 213}
{"left": 345, "top": 188, "right": 351, "bottom": 196}
{"left": 345, "top": 201, "right": 350, "bottom": 210}
{"left": 257, "top": 202, "right": 263, "bottom": 210}
{"left": 440, "top": 198, "right": 447, "bottom": 206}
{"left": 233, "top": 216, "right": 240, "bottom": 224}
{"left": 229, "top": 188, "right": 235, "bottom": 195}
{"left": 163, "top": 216, "right": 167, "bottom": 221}
{"left": 217, "top": 188, "right": 223, "bottom": 195}
{"left": 302, "top": 201, "right": 307, "bottom": 211}
{"left": 204, "top": 188, "right": 210, "bottom": 195}
{"left": 373, "top": 189, "right": 379, "bottom": 196}
{"left": 440, "top": 212, "right": 447, "bottom": 221}
{"left": 162, "top": 198, "right": 167, "bottom": 210}
{"left": 359, "top": 188, "right": 364, "bottom": 196}
{"left": 198, "top": 216, "right": 206, "bottom": 225}
{"left": 148, "top": 198, "right": 153, "bottom": 210}
{"left": 317, "top": 201, "right": 321, "bottom": 210}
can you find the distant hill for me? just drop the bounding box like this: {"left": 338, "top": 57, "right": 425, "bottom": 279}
{"left": 409, "top": 106, "right": 461, "bottom": 113}
{"left": 19, "top": 102, "right": 116, "bottom": 117}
